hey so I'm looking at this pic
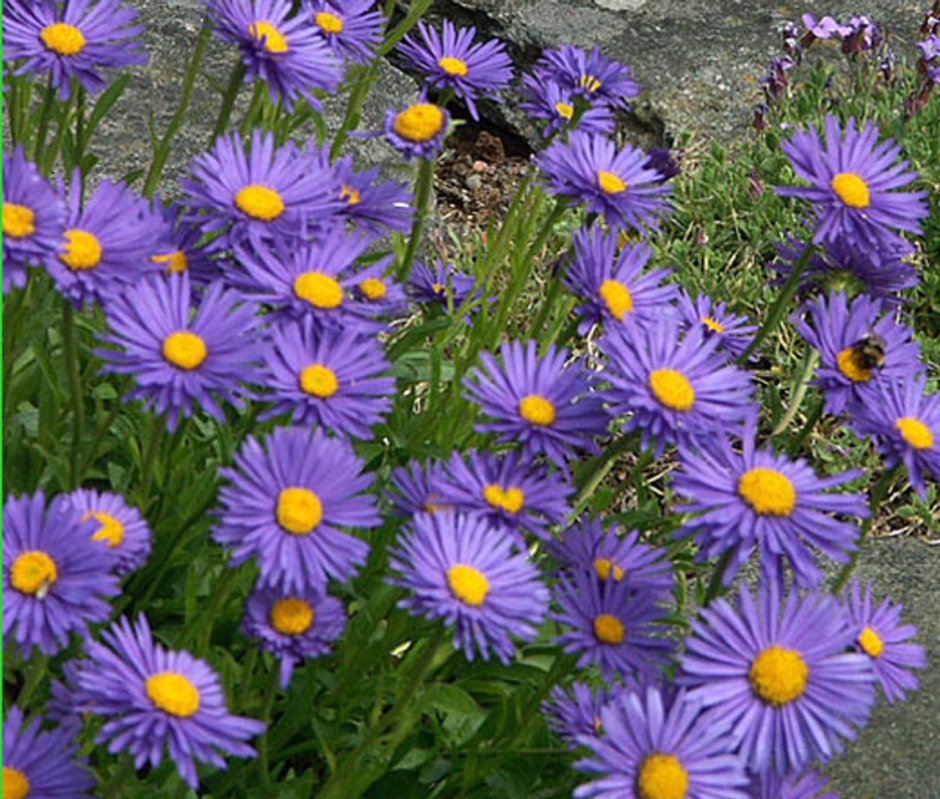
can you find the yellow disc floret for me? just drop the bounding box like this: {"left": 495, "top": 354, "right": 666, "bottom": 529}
{"left": 40, "top": 22, "right": 87, "bottom": 55}
{"left": 749, "top": 645, "right": 809, "bottom": 706}
{"left": 593, "top": 613, "right": 625, "bottom": 645}
{"left": 234, "top": 184, "right": 285, "bottom": 221}
{"left": 294, "top": 271, "right": 343, "bottom": 309}
{"left": 438, "top": 56, "right": 468, "bottom": 76}
{"left": 483, "top": 484, "right": 525, "bottom": 514}
{"left": 300, "top": 364, "right": 339, "bottom": 398}
{"left": 598, "top": 279, "right": 634, "bottom": 320}
{"left": 648, "top": 369, "right": 695, "bottom": 411}
{"left": 10, "top": 551, "right": 58, "bottom": 596}
{"left": 858, "top": 626, "right": 885, "bottom": 658}
{"left": 597, "top": 169, "right": 626, "bottom": 194}
{"left": 145, "top": 671, "right": 201, "bottom": 717}
{"left": 593, "top": 557, "right": 625, "bottom": 582}
{"left": 82, "top": 511, "right": 125, "bottom": 548}
{"left": 895, "top": 416, "right": 933, "bottom": 450}
{"left": 701, "top": 315, "right": 724, "bottom": 333}
{"left": 359, "top": 278, "right": 387, "bottom": 301}
{"left": 151, "top": 249, "right": 189, "bottom": 274}
{"left": 248, "top": 20, "right": 288, "bottom": 53}
{"left": 2, "top": 203, "right": 36, "bottom": 238}
{"left": 518, "top": 394, "right": 556, "bottom": 426}
{"left": 447, "top": 563, "right": 489, "bottom": 606}
{"left": 580, "top": 74, "right": 601, "bottom": 93}
{"left": 555, "top": 102, "right": 574, "bottom": 119}
{"left": 340, "top": 184, "right": 361, "bottom": 205}
{"left": 315, "top": 11, "right": 343, "bottom": 34}
{"left": 737, "top": 467, "right": 797, "bottom": 516}
{"left": 59, "top": 229, "right": 102, "bottom": 271}
{"left": 836, "top": 347, "right": 872, "bottom": 383}
{"left": 162, "top": 331, "right": 208, "bottom": 370}
{"left": 830, "top": 172, "right": 870, "bottom": 209}
{"left": 2, "top": 767, "right": 31, "bottom": 799}
{"left": 393, "top": 103, "right": 445, "bottom": 143}
{"left": 276, "top": 487, "right": 323, "bottom": 535}
{"left": 636, "top": 753, "right": 689, "bottom": 799}
{"left": 270, "top": 597, "right": 315, "bottom": 635}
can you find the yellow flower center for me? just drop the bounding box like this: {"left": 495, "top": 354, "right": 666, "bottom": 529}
{"left": 438, "top": 56, "right": 468, "bottom": 76}
{"left": 394, "top": 103, "right": 445, "bottom": 143}
{"left": 300, "top": 364, "right": 339, "bottom": 398}
{"left": 701, "top": 315, "right": 724, "bottom": 333}
{"left": 431, "top": 282, "right": 446, "bottom": 295}
{"left": 857, "top": 626, "right": 885, "bottom": 658}
{"left": 518, "top": 394, "right": 556, "bottom": 426}
{"left": 637, "top": 753, "right": 689, "bottom": 799}
{"left": 151, "top": 249, "right": 188, "bottom": 274}
{"left": 40, "top": 22, "right": 86, "bottom": 55}
{"left": 81, "top": 510, "right": 125, "bottom": 548}
{"left": 234, "top": 184, "right": 285, "bottom": 221}
{"left": 2, "top": 767, "right": 30, "bottom": 799}
{"left": 162, "top": 331, "right": 207, "bottom": 370}
{"left": 248, "top": 20, "right": 288, "bottom": 53}
{"left": 554, "top": 101, "right": 574, "bottom": 120}
{"left": 359, "top": 278, "right": 387, "bottom": 301}
{"left": 598, "top": 279, "right": 634, "bottom": 320}
{"left": 895, "top": 416, "right": 933, "bottom": 450}
{"left": 2, "top": 203, "right": 36, "bottom": 239}
{"left": 737, "top": 467, "right": 796, "bottom": 516}
{"left": 59, "top": 228, "right": 102, "bottom": 271}
{"left": 597, "top": 169, "right": 627, "bottom": 194}
{"left": 10, "top": 551, "right": 58, "bottom": 596}
{"left": 593, "top": 613, "right": 625, "bottom": 644}
{"left": 836, "top": 347, "right": 872, "bottom": 383}
{"left": 749, "top": 645, "right": 809, "bottom": 706}
{"left": 648, "top": 369, "right": 695, "bottom": 411}
{"left": 483, "top": 484, "right": 525, "bottom": 514}
{"left": 447, "top": 563, "right": 489, "bottom": 606}
{"left": 580, "top": 74, "right": 601, "bottom": 93}
{"left": 593, "top": 557, "right": 625, "bottom": 582}
{"left": 294, "top": 271, "right": 343, "bottom": 309}
{"left": 340, "top": 184, "right": 361, "bottom": 205}
{"left": 315, "top": 11, "right": 343, "bottom": 34}
{"left": 270, "top": 597, "right": 315, "bottom": 635}
{"left": 276, "top": 487, "right": 323, "bottom": 535}
{"left": 145, "top": 671, "right": 200, "bottom": 717}
{"left": 423, "top": 494, "right": 449, "bottom": 513}
{"left": 830, "top": 172, "right": 870, "bottom": 209}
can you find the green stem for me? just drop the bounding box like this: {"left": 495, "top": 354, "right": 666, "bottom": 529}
{"left": 786, "top": 394, "right": 825, "bottom": 457}
{"left": 771, "top": 349, "right": 820, "bottom": 436}
{"left": 61, "top": 302, "right": 85, "bottom": 489}
{"left": 239, "top": 80, "right": 267, "bottom": 136}
{"left": 211, "top": 61, "right": 247, "bottom": 142}
{"left": 99, "top": 757, "right": 137, "bottom": 799}
{"left": 32, "top": 77, "right": 57, "bottom": 168}
{"left": 572, "top": 433, "right": 641, "bottom": 512}
{"left": 256, "top": 676, "right": 278, "bottom": 792}
{"left": 17, "top": 654, "right": 50, "bottom": 711}
{"left": 703, "top": 550, "right": 733, "bottom": 605}
{"left": 195, "top": 566, "right": 241, "bottom": 655}
{"left": 2, "top": 281, "right": 28, "bottom": 437}
{"left": 397, "top": 157, "right": 436, "bottom": 281}
{"left": 137, "top": 412, "right": 165, "bottom": 511}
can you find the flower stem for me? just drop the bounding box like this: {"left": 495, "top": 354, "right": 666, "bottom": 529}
{"left": 61, "top": 302, "right": 85, "bottom": 489}
{"left": 771, "top": 349, "right": 820, "bottom": 436}
{"left": 211, "top": 60, "right": 247, "bottom": 143}
{"left": 397, "top": 156, "right": 436, "bottom": 282}
{"left": 703, "top": 550, "right": 733, "bottom": 605}
{"left": 32, "top": 77, "right": 57, "bottom": 169}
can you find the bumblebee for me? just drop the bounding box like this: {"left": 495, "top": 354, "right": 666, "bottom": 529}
{"left": 849, "top": 332, "right": 887, "bottom": 371}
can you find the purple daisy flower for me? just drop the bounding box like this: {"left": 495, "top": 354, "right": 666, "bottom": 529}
{"left": 388, "top": 511, "right": 550, "bottom": 664}
{"left": 776, "top": 115, "right": 929, "bottom": 250}
{"left": 97, "top": 274, "right": 262, "bottom": 431}
{"left": 553, "top": 570, "right": 674, "bottom": 684}
{"left": 2, "top": 145, "right": 65, "bottom": 293}
{"left": 542, "top": 681, "right": 621, "bottom": 750}
{"left": 397, "top": 20, "right": 513, "bottom": 121}
{"left": 2, "top": 707, "right": 95, "bottom": 799}
{"left": 62, "top": 613, "right": 265, "bottom": 789}
{"left": 842, "top": 579, "right": 926, "bottom": 704}
{"left": 387, "top": 459, "right": 451, "bottom": 518}
{"left": 466, "top": 339, "right": 609, "bottom": 464}
{"left": 344, "top": 258, "right": 409, "bottom": 324}
{"left": 546, "top": 515, "right": 674, "bottom": 597}
{"left": 564, "top": 224, "right": 678, "bottom": 334}
{"left": 303, "top": 0, "right": 384, "bottom": 64}
{"left": 62, "top": 488, "right": 152, "bottom": 576}
{"left": 535, "top": 44, "right": 639, "bottom": 110}
{"left": 849, "top": 375, "right": 940, "bottom": 499}
{"left": 3, "top": 0, "right": 146, "bottom": 99}
{"left": 207, "top": 0, "right": 342, "bottom": 111}
{"left": 181, "top": 130, "right": 342, "bottom": 250}
{"left": 3, "top": 491, "right": 119, "bottom": 658}
{"left": 801, "top": 13, "right": 852, "bottom": 41}
{"left": 600, "top": 319, "right": 755, "bottom": 457}
{"left": 538, "top": 132, "right": 672, "bottom": 233}
{"left": 148, "top": 198, "right": 218, "bottom": 288}
{"left": 258, "top": 316, "right": 393, "bottom": 439}
{"left": 673, "top": 413, "right": 868, "bottom": 588}
{"left": 408, "top": 257, "right": 480, "bottom": 317}
{"left": 242, "top": 582, "right": 346, "bottom": 689}
{"left": 676, "top": 290, "right": 758, "bottom": 361}
{"left": 573, "top": 686, "right": 749, "bottom": 799}
{"left": 384, "top": 97, "right": 450, "bottom": 161}
{"left": 792, "top": 291, "right": 921, "bottom": 415}
{"left": 214, "top": 425, "right": 379, "bottom": 591}
{"left": 45, "top": 171, "right": 163, "bottom": 308}
{"left": 680, "top": 584, "right": 876, "bottom": 775}
{"left": 519, "top": 76, "right": 615, "bottom": 139}
{"left": 434, "top": 449, "right": 572, "bottom": 545}
{"left": 748, "top": 770, "right": 840, "bottom": 799}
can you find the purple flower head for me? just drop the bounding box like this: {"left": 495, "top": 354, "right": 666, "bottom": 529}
{"left": 842, "top": 16, "right": 884, "bottom": 54}
{"left": 2, "top": 707, "right": 95, "bottom": 798}
{"left": 303, "top": 0, "right": 384, "bottom": 64}
{"left": 3, "top": 145, "right": 65, "bottom": 293}
{"left": 384, "top": 97, "right": 450, "bottom": 161}
{"left": 62, "top": 488, "right": 152, "bottom": 576}
{"left": 553, "top": 570, "right": 674, "bottom": 684}
{"left": 148, "top": 198, "right": 219, "bottom": 289}
{"left": 776, "top": 115, "right": 929, "bottom": 250}
{"left": 674, "top": 412, "right": 868, "bottom": 588}
{"left": 97, "top": 274, "right": 263, "bottom": 431}
{"left": 600, "top": 319, "right": 755, "bottom": 457}
{"left": 386, "top": 459, "right": 451, "bottom": 518}
{"left": 792, "top": 291, "right": 921, "bottom": 415}
{"left": 3, "top": 491, "right": 119, "bottom": 658}
{"left": 680, "top": 583, "right": 876, "bottom": 775}
{"left": 397, "top": 20, "right": 513, "bottom": 121}
{"left": 538, "top": 132, "right": 672, "bottom": 233}
{"left": 564, "top": 224, "right": 678, "bottom": 334}
{"left": 573, "top": 686, "right": 749, "bottom": 799}
{"left": 918, "top": 34, "right": 940, "bottom": 63}
{"left": 519, "top": 76, "right": 615, "bottom": 139}
{"left": 644, "top": 147, "right": 681, "bottom": 182}
{"left": 3, "top": 0, "right": 147, "bottom": 99}
{"left": 242, "top": 582, "right": 347, "bottom": 689}
{"left": 466, "top": 339, "right": 609, "bottom": 464}
{"left": 542, "top": 681, "right": 625, "bottom": 750}
{"left": 760, "top": 55, "right": 796, "bottom": 102}
{"left": 60, "top": 614, "right": 265, "bottom": 789}
{"left": 207, "top": 0, "right": 342, "bottom": 111}
{"left": 258, "top": 316, "right": 393, "bottom": 439}
{"left": 675, "top": 290, "right": 758, "bottom": 361}
{"left": 841, "top": 579, "right": 926, "bottom": 704}
{"left": 344, "top": 257, "right": 409, "bottom": 325}
{"left": 801, "top": 13, "right": 851, "bottom": 41}
{"left": 408, "top": 257, "right": 481, "bottom": 317}
{"left": 748, "top": 770, "right": 840, "bottom": 799}
{"left": 214, "top": 425, "right": 379, "bottom": 592}
{"left": 389, "top": 511, "right": 550, "bottom": 663}
{"left": 535, "top": 44, "right": 639, "bottom": 110}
